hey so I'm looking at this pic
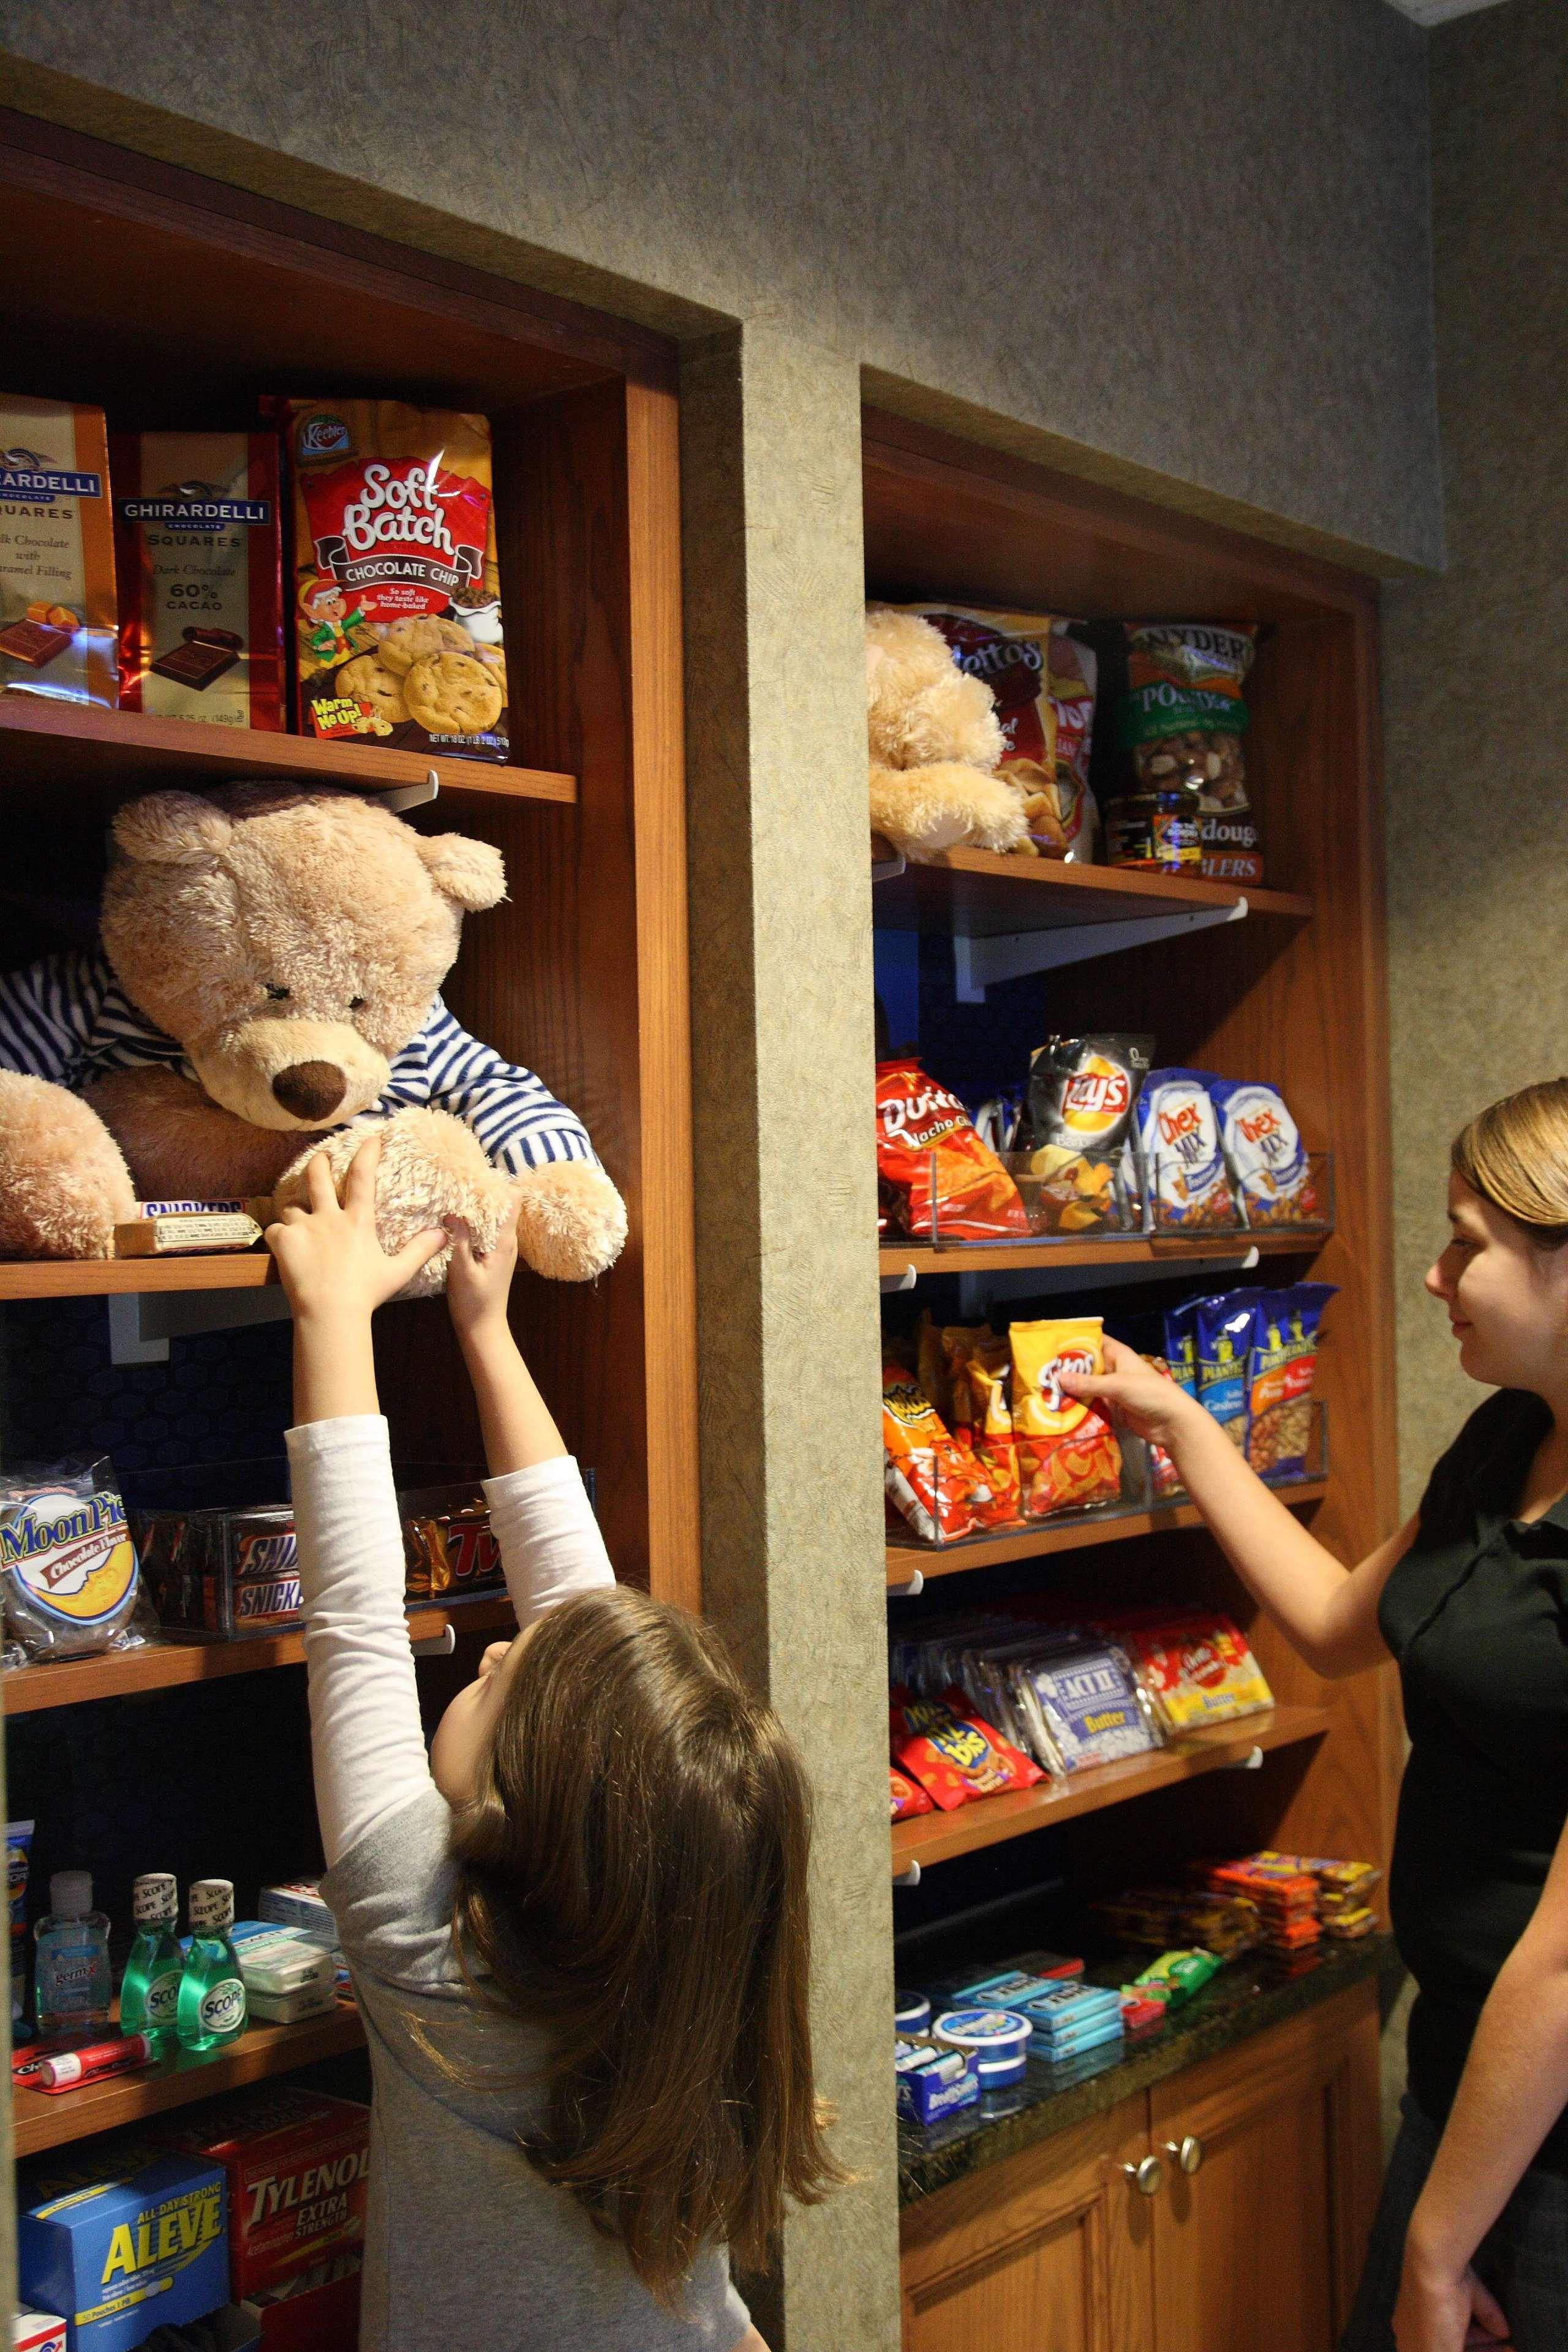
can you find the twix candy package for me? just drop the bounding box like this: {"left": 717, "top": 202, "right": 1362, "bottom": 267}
{"left": 0, "top": 397, "right": 117, "bottom": 706}
{"left": 282, "top": 399, "right": 510, "bottom": 762}
{"left": 112, "top": 432, "right": 285, "bottom": 729}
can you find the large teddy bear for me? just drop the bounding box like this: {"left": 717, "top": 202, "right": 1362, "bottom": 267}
{"left": 0, "top": 784, "right": 627, "bottom": 1291}
{"left": 866, "top": 608, "right": 1029, "bottom": 861}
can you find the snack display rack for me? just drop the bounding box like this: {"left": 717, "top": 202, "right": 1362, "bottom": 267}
{"left": 0, "top": 103, "right": 696, "bottom": 2174}
{"left": 866, "top": 409, "right": 1398, "bottom": 2340}
{"left": 883, "top": 1145, "right": 1333, "bottom": 1257}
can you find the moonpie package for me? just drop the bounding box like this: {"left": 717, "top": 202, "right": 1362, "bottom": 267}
{"left": 0, "top": 398, "right": 118, "bottom": 706}
{"left": 1244, "top": 1285, "right": 1336, "bottom": 1479}
{"left": 0, "top": 1458, "right": 152, "bottom": 1662}
{"left": 1119, "top": 624, "right": 1260, "bottom": 883}
{"left": 1025, "top": 1036, "right": 1152, "bottom": 1232}
{"left": 882, "top": 1359, "right": 989, "bottom": 1544}
{"left": 889, "top": 1684, "right": 1043, "bottom": 1811}
{"left": 1195, "top": 1291, "right": 1263, "bottom": 1450}
{"left": 1009, "top": 1319, "right": 1123, "bottom": 1518}
{"left": 1208, "top": 1077, "right": 1319, "bottom": 1225}
{"left": 890, "top": 1766, "right": 934, "bottom": 1822}
{"left": 876, "top": 1057, "right": 1029, "bottom": 1241}
{"left": 1136, "top": 1070, "right": 1239, "bottom": 1229}
{"left": 282, "top": 399, "right": 509, "bottom": 761}
{"left": 1117, "top": 1611, "right": 1273, "bottom": 1732}
{"left": 111, "top": 432, "right": 285, "bottom": 729}
{"left": 894, "top": 605, "right": 1096, "bottom": 859}
{"left": 942, "top": 1328, "right": 1023, "bottom": 1529}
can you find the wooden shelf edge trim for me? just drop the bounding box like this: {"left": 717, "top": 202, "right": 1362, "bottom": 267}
{"left": 872, "top": 845, "right": 1313, "bottom": 922}
{"left": 890, "top": 1705, "right": 1332, "bottom": 1873}
{"left": 878, "top": 1231, "right": 1330, "bottom": 1276}
{"left": 886, "top": 1480, "right": 1327, "bottom": 1583}
{"left": 0, "top": 1254, "right": 279, "bottom": 1298}
{"left": 12, "top": 2008, "right": 367, "bottom": 2157}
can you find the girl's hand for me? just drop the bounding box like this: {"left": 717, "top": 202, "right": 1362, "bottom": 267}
{"left": 1057, "top": 1335, "right": 1202, "bottom": 1450}
{"left": 1393, "top": 2249, "right": 1511, "bottom": 2350}
{"left": 267, "top": 1135, "right": 446, "bottom": 1322}
{"left": 445, "top": 1210, "right": 521, "bottom": 1345}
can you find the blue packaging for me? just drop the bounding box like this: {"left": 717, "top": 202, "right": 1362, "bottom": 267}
{"left": 1016, "top": 1644, "right": 1155, "bottom": 1771}
{"left": 933, "top": 2008, "right": 1031, "bottom": 2089}
{"left": 1207, "top": 1076, "right": 1316, "bottom": 1224}
{"left": 1136, "top": 1070, "right": 1238, "bottom": 1228}
{"left": 18, "top": 2153, "right": 228, "bottom": 2352}
{"left": 894, "top": 1988, "right": 931, "bottom": 2035}
{"left": 951, "top": 1967, "right": 1069, "bottom": 2013}
{"left": 1195, "top": 1291, "right": 1264, "bottom": 1451}
{"left": 895, "top": 2037, "right": 981, "bottom": 2127}
{"left": 1034, "top": 2016, "right": 1126, "bottom": 2064}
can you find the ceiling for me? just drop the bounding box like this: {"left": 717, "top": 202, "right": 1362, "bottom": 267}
{"left": 1383, "top": 0, "right": 1510, "bottom": 23}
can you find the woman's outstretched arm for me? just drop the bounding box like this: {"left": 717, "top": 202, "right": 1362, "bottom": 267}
{"left": 1060, "top": 1340, "right": 1414, "bottom": 1678}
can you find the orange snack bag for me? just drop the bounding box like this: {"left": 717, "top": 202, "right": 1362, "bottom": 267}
{"left": 883, "top": 1358, "right": 987, "bottom": 1544}
{"left": 1009, "top": 1318, "right": 1123, "bottom": 1518}
{"left": 944, "top": 1327, "right": 1024, "bottom": 1529}
{"left": 876, "top": 1057, "right": 1029, "bottom": 1242}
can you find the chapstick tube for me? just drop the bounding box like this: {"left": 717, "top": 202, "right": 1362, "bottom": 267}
{"left": 33, "top": 2034, "right": 153, "bottom": 2090}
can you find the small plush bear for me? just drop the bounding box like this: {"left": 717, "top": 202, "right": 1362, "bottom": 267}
{"left": 866, "top": 608, "right": 1028, "bottom": 860}
{"left": 0, "top": 784, "right": 627, "bottom": 1292}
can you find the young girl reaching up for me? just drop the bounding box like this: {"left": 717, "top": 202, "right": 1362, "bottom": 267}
{"left": 268, "top": 1136, "right": 837, "bottom": 2352}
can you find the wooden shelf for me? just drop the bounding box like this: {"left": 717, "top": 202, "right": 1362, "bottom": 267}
{"left": 878, "top": 1231, "right": 1328, "bottom": 1278}
{"left": 0, "top": 695, "right": 577, "bottom": 805}
{"left": 891, "top": 1705, "right": 1330, "bottom": 1873}
{"left": 12, "top": 2005, "right": 366, "bottom": 2157}
{"left": 4, "top": 1597, "right": 516, "bottom": 1714}
{"left": 872, "top": 846, "right": 1312, "bottom": 940}
{"left": 0, "top": 1253, "right": 280, "bottom": 1300}
{"left": 886, "top": 1482, "right": 1328, "bottom": 1586}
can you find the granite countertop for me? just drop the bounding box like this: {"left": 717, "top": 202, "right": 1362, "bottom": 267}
{"left": 899, "top": 1931, "right": 1401, "bottom": 2203}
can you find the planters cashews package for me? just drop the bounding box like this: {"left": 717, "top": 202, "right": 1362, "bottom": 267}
{"left": 18, "top": 2151, "right": 227, "bottom": 2352}
{"left": 0, "top": 1458, "right": 151, "bottom": 1662}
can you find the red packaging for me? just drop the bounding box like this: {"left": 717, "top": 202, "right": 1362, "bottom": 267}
{"left": 883, "top": 1359, "right": 989, "bottom": 1544}
{"left": 889, "top": 1684, "right": 1044, "bottom": 1812}
{"left": 111, "top": 432, "right": 285, "bottom": 729}
{"left": 876, "top": 1057, "right": 1029, "bottom": 1242}
{"left": 159, "top": 2086, "right": 368, "bottom": 2350}
{"left": 891, "top": 1765, "right": 933, "bottom": 1821}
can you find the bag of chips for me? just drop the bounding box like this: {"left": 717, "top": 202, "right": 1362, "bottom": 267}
{"left": 1047, "top": 626, "right": 1099, "bottom": 862}
{"left": 1195, "top": 1292, "right": 1262, "bottom": 1452}
{"left": 1119, "top": 624, "right": 1260, "bottom": 883}
{"left": 889, "top": 1684, "right": 1044, "bottom": 1811}
{"left": 891, "top": 1766, "right": 934, "bottom": 1822}
{"left": 1136, "top": 1070, "right": 1239, "bottom": 1230}
{"left": 0, "top": 1457, "right": 154, "bottom": 1662}
{"left": 883, "top": 1359, "right": 989, "bottom": 1544}
{"left": 1117, "top": 1611, "right": 1273, "bottom": 1733}
{"left": 1208, "top": 1077, "right": 1319, "bottom": 1226}
{"left": 943, "top": 1328, "right": 1024, "bottom": 1529}
{"left": 876, "top": 1057, "right": 1029, "bottom": 1242}
{"left": 1245, "top": 1285, "right": 1336, "bottom": 1480}
{"left": 1025, "top": 1035, "right": 1152, "bottom": 1234}
{"left": 1009, "top": 1319, "right": 1123, "bottom": 1518}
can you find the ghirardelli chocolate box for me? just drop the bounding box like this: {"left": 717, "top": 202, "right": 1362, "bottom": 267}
{"left": 0, "top": 397, "right": 117, "bottom": 707}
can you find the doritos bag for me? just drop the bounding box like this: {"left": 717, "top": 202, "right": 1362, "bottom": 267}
{"left": 876, "top": 1058, "right": 1029, "bottom": 1242}
{"left": 1009, "top": 1319, "right": 1123, "bottom": 1518}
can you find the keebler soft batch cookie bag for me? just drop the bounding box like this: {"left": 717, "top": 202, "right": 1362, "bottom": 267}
{"left": 281, "top": 400, "right": 510, "bottom": 763}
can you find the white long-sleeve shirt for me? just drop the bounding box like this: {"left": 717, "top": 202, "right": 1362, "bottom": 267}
{"left": 282, "top": 1415, "right": 749, "bottom": 2352}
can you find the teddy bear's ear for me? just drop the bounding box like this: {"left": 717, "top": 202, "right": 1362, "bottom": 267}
{"left": 111, "top": 793, "right": 234, "bottom": 867}
{"left": 415, "top": 832, "right": 507, "bottom": 912}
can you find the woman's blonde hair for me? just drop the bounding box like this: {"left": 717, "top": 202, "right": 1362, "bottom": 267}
{"left": 1452, "top": 1078, "right": 1568, "bottom": 1246}
{"left": 447, "top": 1584, "right": 845, "bottom": 2302}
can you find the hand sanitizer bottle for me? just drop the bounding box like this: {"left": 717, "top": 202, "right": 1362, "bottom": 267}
{"left": 178, "top": 1879, "right": 247, "bottom": 2053}
{"left": 119, "top": 1873, "right": 183, "bottom": 2049}
{"left": 33, "top": 1870, "right": 111, "bottom": 2043}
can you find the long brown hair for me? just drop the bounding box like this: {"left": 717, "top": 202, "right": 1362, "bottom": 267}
{"left": 448, "top": 1584, "right": 845, "bottom": 2299}
{"left": 1452, "top": 1078, "right": 1568, "bottom": 1247}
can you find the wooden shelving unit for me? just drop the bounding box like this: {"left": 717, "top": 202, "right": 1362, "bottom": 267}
{"left": 891, "top": 1705, "right": 1330, "bottom": 1875}
{"left": 872, "top": 845, "right": 1312, "bottom": 938}
{"left": 0, "top": 1254, "right": 279, "bottom": 1300}
{"left": 13, "top": 2007, "right": 368, "bottom": 2158}
{"left": 878, "top": 1231, "right": 1327, "bottom": 1279}
{"left": 886, "top": 1480, "right": 1329, "bottom": 1587}
{"left": 4, "top": 1597, "right": 516, "bottom": 1715}
{"left": 0, "top": 696, "right": 578, "bottom": 805}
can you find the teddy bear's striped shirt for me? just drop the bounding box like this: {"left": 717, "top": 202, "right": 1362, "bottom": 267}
{"left": 0, "top": 948, "right": 598, "bottom": 1177}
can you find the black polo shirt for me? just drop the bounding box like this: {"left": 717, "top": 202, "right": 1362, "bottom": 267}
{"left": 1381, "top": 1385, "right": 1568, "bottom": 2172}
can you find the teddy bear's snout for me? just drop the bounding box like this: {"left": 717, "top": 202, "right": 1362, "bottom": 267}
{"left": 271, "top": 1060, "right": 348, "bottom": 1122}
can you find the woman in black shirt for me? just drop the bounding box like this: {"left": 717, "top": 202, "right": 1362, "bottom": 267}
{"left": 1065, "top": 1078, "right": 1568, "bottom": 2352}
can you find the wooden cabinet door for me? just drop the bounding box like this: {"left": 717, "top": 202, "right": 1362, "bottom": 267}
{"left": 1148, "top": 1983, "right": 1383, "bottom": 2352}
{"left": 900, "top": 2094, "right": 1158, "bottom": 2352}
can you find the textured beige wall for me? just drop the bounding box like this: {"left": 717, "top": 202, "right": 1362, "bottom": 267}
{"left": 1383, "top": 0, "right": 1566, "bottom": 1513}
{"left": 0, "top": 0, "right": 1440, "bottom": 571}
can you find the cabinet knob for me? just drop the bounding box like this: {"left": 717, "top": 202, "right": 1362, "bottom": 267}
{"left": 1122, "top": 2154, "right": 1166, "bottom": 2198}
{"left": 1163, "top": 2135, "right": 1205, "bottom": 2175}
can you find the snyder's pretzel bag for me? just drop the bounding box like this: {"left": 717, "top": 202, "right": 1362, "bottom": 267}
{"left": 889, "top": 1684, "right": 1043, "bottom": 1811}
{"left": 112, "top": 431, "right": 285, "bottom": 730}
{"left": 1118, "top": 623, "right": 1259, "bottom": 883}
{"left": 282, "top": 399, "right": 509, "bottom": 761}
{"left": 1208, "top": 1077, "right": 1319, "bottom": 1226}
{"left": 895, "top": 605, "right": 1095, "bottom": 860}
{"left": 876, "top": 1057, "right": 1029, "bottom": 1242}
{"left": 0, "top": 396, "right": 117, "bottom": 706}
{"left": 1245, "top": 1284, "right": 1336, "bottom": 1480}
{"left": 1009, "top": 1318, "right": 1123, "bottom": 1518}
{"left": 0, "top": 1457, "right": 153, "bottom": 1662}
{"left": 1136, "top": 1070, "right": 1239, "bottom": 1230}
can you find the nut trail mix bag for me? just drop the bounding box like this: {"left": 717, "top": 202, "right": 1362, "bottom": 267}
{"left": 1118, "top": 624, "right": 1260, "bottom": 883}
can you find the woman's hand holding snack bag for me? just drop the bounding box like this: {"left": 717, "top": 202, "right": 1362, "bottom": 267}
{"left": 1055, "top": 1335, "right": 1205, "bottom": 1453}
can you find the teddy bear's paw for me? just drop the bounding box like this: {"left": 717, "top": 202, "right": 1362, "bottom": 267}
{"left": 513, "top": 1161, "right": 628, "bottom": 1283}
{"left": 276, "top": 1109, "right": 516, "bottom": 1296}
{"left": 898, "top": 670, "right": 1005, "bottom": 774}
{"left": 0, "top": 1074, "right": 137, "bottom": 1259}
{"left": 870, "top": 762, "right": 1029, "bottom": 861}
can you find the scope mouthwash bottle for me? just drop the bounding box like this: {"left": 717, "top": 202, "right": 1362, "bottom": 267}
{"left": 177, "top": 1877, "right": 247, "bottom": 2052}
{"left": 33, "top": 1869, "right": 111, "bottom": 2042}
{"left": 120, "top": 1872, "right": 183, "bottom": 2048}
